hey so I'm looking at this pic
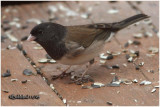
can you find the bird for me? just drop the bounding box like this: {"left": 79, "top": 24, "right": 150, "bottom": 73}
{"left": 27, "top": 14, "right": 149, "bottom": 82}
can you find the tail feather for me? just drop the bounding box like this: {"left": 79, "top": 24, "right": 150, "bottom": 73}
{"left": 111, "top": 14, "right": 150, "bottom": 31}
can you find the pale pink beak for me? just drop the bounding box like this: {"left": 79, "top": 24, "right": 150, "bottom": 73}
{"left": 27, "top": 34, "right": 36, "bottom": 41}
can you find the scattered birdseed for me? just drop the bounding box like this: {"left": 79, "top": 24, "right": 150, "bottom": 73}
{"left": 23, "top": 69, "right": 33, "bottom": 76}
{"left": 106, "top": 101, "right": 112, "bottom": 105}
{"left": 13, "top": 17, "right": 20, "bottom": 22}
{"left": 130, "top": 50, "right": 135, "bottom": 54}
{"left": 9, "top": 21, "right": 21, "bottom": 28}
{"left": 133, "top": 33, "right": 143, "bottom": 38}
{"left": 120, "top": 79, "right": 132, "bottom": 85}
{"left": 132, "top": 79, "right": 138, "bottom": 83}
{"left": 144, "top": 32, "right": 153, "bottom": 37}
{"left": 147, "top": 70, "right": 154, "bottom": 73}
{"left": 107, "top": 76, "right": 121, "bottom": 87}
{"left": 21, "top": 25, "right": 28, "bottom": 29}
{"left": 21, "top": 36, "right": 28, "bottom": 41}
{"left": 135, "top": 65, "right": 140, "bottom": 70}
{"left": 99, "top": 53, "right": 107, "bottom": 59}
{"left": 100, "top": 60, "right": 106, "bottom": 64}
{"left": 11, "top": 79, "right": 18, "bottom": 82}
{"left": 134, "top": 99, "right": 138, "bottom": 103}
{"left": 106, "top": 55, "right": 113, "bottom": 60}
{"left": 112, "top": 64, "right": 119, "bottom": 69}
{"left": 92, "top": 82, "right": 105, "bottom": 87}
{"left": 134, "top": 22, "right": 140, "bottom": 26}
{"left": 117, "top": 91, "right": 120, "bottom": 94}
{"left": 1, "top": 35, "right": 8, "bottom": 42}
{"left": 124, "top": 42, "right": 129, "bottom": 47}
{"left": 91, "top": 84, "right": 101, "bottom": 88}
{"left": 2, "top": 90, "right": 9, "bottom": 93}
{"left": 112, "top": 51, "right": 121, "bottom": 56}
{"left": 123, "top": 63, "right": 127, "bottom": 67}
{"left": 81, "top": 85, "right": 93, "bottom": 89}
{"left": 2, "top": 69, "right": 11, "bottom": 77}
{"left": 5, "top": 8, "right": 10, "bottom": 13}
{"left": 5, "top": 31, "right": 18, "bottom": 42}
{"left": 16, "top": 44, "right": 23, "bottom": 51}
{"left": 107, "top": 83, "right": 120, "bottom": 87}
{"left": 36, "top": 68, "right": 42, "bottom": 75}
{"left": 30, "top": 61, "right": 35, "bottom": 65}
{"left": 103, "top": 65, "right": 112, "bottom": 69}
{"left": 38, "top": 58, "right": 48, "bottom": 63}
{"left": 140, "top": 80, "right": 152, "bottom": 85}
{"left": 58, "top": 4, "right": 78, "bottom": 17}
{"left": 22, "top": 50, "right": 27, "bottom": 55}
{"left": 106, "top": 51, "right": 111, "bottom": 54}
{"left": 128, "top": 40, "right": 133, "bottom": 44}
{"left": 148, "top": 47, "right": 159, "bottom": 54}
{"left": 108, "top": 8, "right": 119, "bottom": 14}
{"left": 122, "top": 49, "right": 128, "bottom": 53}
{"left": 21, "top": 80, "right": 27, "bottom": 83}
{"left": 39, "top": 92, "right": 48, "bottom": 95}
{"left": 49, "top": 59, "right": 56, "bottom": 63}
{"left": 81, "top": 13, "right": 90, "bottom": 19}
{"left": 134, "top": 51, "right": 140, "bottom": 56}
{"left": 126, "top": 54, "right": 130, "bottom": 59}
{"left": 146, "top": 53, "right": 155, "bottom": 57}
{"left": 63, "top": 98, "right": 67, "bottom": 104}
{"left": 133, "top": 40, "right": 141, "bottom": 45}
{"left": 50, "top": 84, "right": 55, "bottom": 90}
{"left": 48, "top": 15, "right": 58, "bottom": 22}
{"left": 128, "top": 57, "right": 133, "bottom": 62}
{"left": 27, "top": 18, "right": 41, "bottom": 24}
{"left": 77, "top": 101, "right": 82, "bottom": 103}
{"left": 48, "top": 5, "right": 58, "bottom": 13}
{"left": 139, "top": 62, "right": 144, "bottom": 66}
{"left": 154, "top": 86, "right": 159, "bottom": 88}
{"left": 3, "top": 25, "right": 11, "bottom": 31}
{"left": 110, "top": 73, "right": 116, "bottom": 75}
{"left": 6, "top": 45, "right": 16, "bottom": 50}
{"left": 33, "top": 46, "right": 43, "bottom": 50}
{"left": 151, "top": 88, "right": 156, "bottom": 93}
{"left": 3, "top": 20, "right": 9, "bottom": 24}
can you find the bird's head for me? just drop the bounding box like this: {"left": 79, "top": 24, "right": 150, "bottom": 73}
{"left": 28, "top": 22, "right": 66, "bottom": 43}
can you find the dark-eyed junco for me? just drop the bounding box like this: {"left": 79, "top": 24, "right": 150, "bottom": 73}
{"left": 27, "top": 14, "right": 149, "bottom": 80}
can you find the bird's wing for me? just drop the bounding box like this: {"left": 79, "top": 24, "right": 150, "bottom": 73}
{"left": 64, "top": 24, "right": 112, "bottom": 57}
{"left": 64, "top": 40, "right": 85, "bottom": 58}
{"left": 65, "top": 24, "right": 112, "bottom": 48}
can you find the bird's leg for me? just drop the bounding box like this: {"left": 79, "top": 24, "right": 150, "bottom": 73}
{"left": 81, "top": 58, "right": 94, "bottom": 77}
{"left": 52, "top": 65, "right": 71, "bottom": 80}
{"left": 73, "top": 59, "right": 95, "bottom": 84}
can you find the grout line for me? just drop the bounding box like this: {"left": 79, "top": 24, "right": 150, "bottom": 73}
{"left": 16, "top": 42, "right": 67, "bottom": 106}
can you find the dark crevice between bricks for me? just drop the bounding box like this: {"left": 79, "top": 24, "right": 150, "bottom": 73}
{"left": 127, "top": 1, "right": 159, "bottom": 35}
{"left": 16, "top": 42, "right": 67, "bottom": 105}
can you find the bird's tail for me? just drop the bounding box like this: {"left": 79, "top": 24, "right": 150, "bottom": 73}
{"left": 111, "top": 14, "right": 150, "bottom": 31}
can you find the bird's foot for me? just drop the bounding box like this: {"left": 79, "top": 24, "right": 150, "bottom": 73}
{"left": 70, "top": 74, "right": 94, "bottom": 85}
{"left": 52, "top": 72, "right": 71, "bottom": 80}
{"left": 52, "top": 66, "right": 72, "bottom": 80}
